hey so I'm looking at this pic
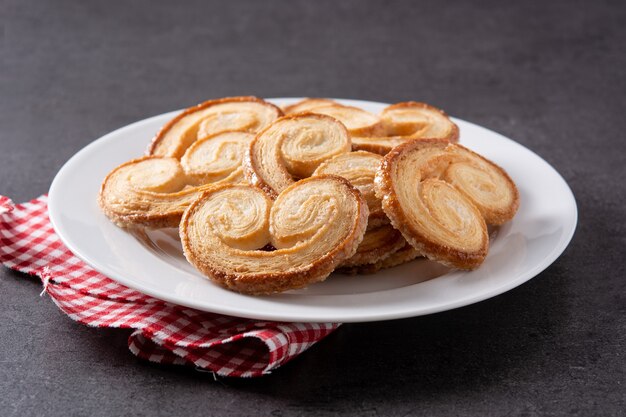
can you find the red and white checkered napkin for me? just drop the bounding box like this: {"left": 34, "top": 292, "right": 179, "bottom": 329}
{"left": 0, "top": 195, "right": 339, "bottom": 377}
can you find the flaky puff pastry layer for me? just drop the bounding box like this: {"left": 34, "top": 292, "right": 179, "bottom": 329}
{"left": 312, "top": 151, "right": 411, "bottom": 267}
{"left": 339, "top": 224, "right": 407, "bottom": 268}
{"left": 243, "top": 113, "right": 351, "bottom": 198}
{"left": 313, "top": 150, "right": 387, "bottom": 229}
{"left": 99, "top": 157, "right": 214, "bottom": 228}
{"left": 180, "top": 131, "right": 253, "bottom": 185}
{"left": 282, "top": 98, "right": 337, "bottom": 114}
{"left": 283, "top": 98, "right": 384, "bottom": 137}
{"left": 148, "top": 96, "right": 282, "bottom": 158}
{"left": 180, "top": 176, "right": 369, "bottom": 295}
{"left": 308, "top": 105, "right": 385, "bottom": 137}
{"left": 374, "top": 140, "right": 519, "bottom": 269}
{"left": 99, "top": 132, "right": 252, "bottom": 228}
{"left": 339, "top": 243, "right": 422, "bottom": 275}
{"left": 352, "top": 102, "right": 459, "bottom": 155}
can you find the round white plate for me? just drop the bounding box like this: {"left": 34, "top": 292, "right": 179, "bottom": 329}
{"left": 48, "top": 98, "right": 577, "bottom": 323}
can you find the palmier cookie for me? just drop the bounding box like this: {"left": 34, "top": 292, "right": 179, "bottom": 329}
{"left": 148, "top": 96, "right": 282, "bottom": 158}
{"left": 99, "top": 132, "right": 253, "bottom": 228}
{"left": 180, "top": 175, "right": 369, "bottom": 295}
{"left": 243, "top": 113, "right": 351, "bottom": 198}
{"left": 284, "top": 98, "right": 385, "bottom": 137}
{"left": 375, "top": 140, "right": 519, "bottom": 269}
{"left": 352, "top": 102, "right": 459, "bottom": 155}
{"left": 181, "top": 131, "right": 253, "bottom": 185}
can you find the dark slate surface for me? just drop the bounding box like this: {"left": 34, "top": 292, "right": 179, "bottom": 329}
{"left": 1, "top": 0, "right": 624, "bottom": 416}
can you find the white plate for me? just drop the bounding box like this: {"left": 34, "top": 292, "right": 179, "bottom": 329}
{"left": 48, "top": 98, "right": 577, "bottom": 323}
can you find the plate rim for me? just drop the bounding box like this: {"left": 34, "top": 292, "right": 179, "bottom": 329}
{"left": 48, "top": 97, "right": 578, "bottom": 322}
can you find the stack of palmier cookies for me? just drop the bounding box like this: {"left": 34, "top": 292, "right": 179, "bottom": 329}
{"left": 99, "top": 96, "right": 519, "bottom": 295}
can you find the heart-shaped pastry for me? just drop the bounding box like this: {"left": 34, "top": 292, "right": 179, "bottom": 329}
{"left": 375, "top": 140, "right": 519, "bottom": 269}
{"left": 284, "top": 98, "right": 385, "bottom": 137}
{"left": 99, "top": 131, "right": 253, "bottom": 228}
{"left": 180, "top": 130, "right": 253, "bottom": 185}
{"left": 381, "top": 102, "right": 460, "bottom": 139}
{"left": 148, "top": 96, "right": 282, "bottom": 158}
{"left": 99, "top": 157, "right": 208, "bottom": 228}
{"left": 180, "top": 175, "right": 369, "bottom": 294}
{"left": 352, "top": 102, "right": 459, "bottom": 155}
{"left": 243, "top": 113, "right": 351, "bottom": 198}
{"left": 307, "top": 104, "right": 385, "bottom": 137}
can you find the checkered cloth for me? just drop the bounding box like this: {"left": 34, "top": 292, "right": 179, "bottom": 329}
{"left": 0, "top": 195, "right": 339, "bottom": 377}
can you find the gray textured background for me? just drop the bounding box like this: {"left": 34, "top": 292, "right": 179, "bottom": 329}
{"left": 1, "top": 1, "right": 625, "bottom": 416}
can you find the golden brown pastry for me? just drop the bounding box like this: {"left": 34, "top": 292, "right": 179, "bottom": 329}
{"left": 340, "top": 243, "right": 422, "bottom": 275}
{"left": 243, "top": 113, "right": 351, "bottom": 198}
{"left": 308, "top": 105, "right": 385, "bottom": 137}
{"left": 340, "top": 224, "right": 406, "bottom": 268}
{"left": 283, "top": 98, "right": 338, "bottom": 114}
{"left": 381, "top": 102, "right": 459, "bottom": 139}
{"left": 352, "top": 102, "right": 459, "bottom": 155}
{"left": 180, "top": 131, "right": 253, "bottom": 185}
{"left": 371, "top": 244, "right": 423, "bottom": 271}
{"left": 374, "top": 140, "right": 519, "bottom": 269}
{"left": 284, "top": 98, "right": 386, "bottom": 136}
{"left": 180, "top": 175, "right": 369, "bottom": 295}
{"left": 310, "top": 152, "right": 420, "bottom": 269}
{"left": 350, "top": 136, "right": 450, "bottom": 155}
{"left": 312, "top": 150, "right": 387, "bottom": 228}
{"left": 99, "top": 156, "right": 222, "bottom": 228}
{"left": 148, "top": 96, "right": 282, "bottom": 158}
